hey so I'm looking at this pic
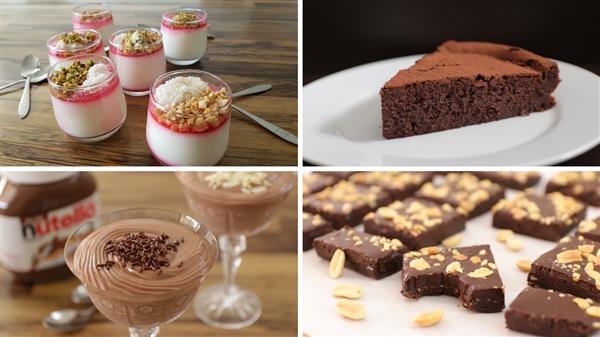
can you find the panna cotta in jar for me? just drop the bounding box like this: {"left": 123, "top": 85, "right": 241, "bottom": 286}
{"left": 72, "top": 3, "right": 115, "bottom": 47}
{"left": 48, "top": 55, "right": 127, "bottom": 142}
{"left": 109, "top": 28, "right": 166, "bottom": 96}
{"left": 161, "top": 8, "right": 208, "bottom": 65}
{"left": 47, "top": 29, "right": 104, "bottom": 66}
{"left": 146, "top": 70, "right": 231, "bottom": 166}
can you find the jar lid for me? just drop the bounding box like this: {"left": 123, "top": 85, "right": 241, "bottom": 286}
{"left": 2, "top": 172, "right": 76, "bottom": 184}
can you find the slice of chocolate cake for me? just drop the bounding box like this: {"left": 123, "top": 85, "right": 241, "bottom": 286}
{"left": 380, "top": 40, "right": 560, "bottom": 139}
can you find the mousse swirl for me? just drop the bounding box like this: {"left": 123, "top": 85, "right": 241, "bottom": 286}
{"left": 72, "top": 218, "right": 216, "bottom": 298}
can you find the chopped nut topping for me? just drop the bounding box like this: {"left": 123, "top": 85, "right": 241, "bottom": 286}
{"left": 329, "top": 249, "right": 345, "bottom": 279}
{"left": 413, "top": 309, "right": 443, "bottom": 327}
{"left": 50, "top": 59, "right": 95, "bottom": 88}
{"left": 556, "top": 249, "right": 584, "bottom": 264}
{"left": 586, "top": 306, "right": 600, "bottom": 318}
{"left": 409, "top": 258, "right": 431, "bottom": 271}
{"left": 470, "top": 256, "right": 481, "bottom": 264}
{"left": 114, "top": 29, "right": 162, "bottom": 54}
{"left": 155, "top": 86, "right": 230, "bottom": 133}
{"left": 57, "top": 31, "right": 97, "bottom": 48}
{"left": 516, "top": 259, "right": 532, "bottom": 272}
{"left": 445, "top": 261, "right": 463, "bottom": 274}
{"left": 332, "top": 284, "right": 363, "bottom": 299}
{"left": 452, "top": 249, "right": 468, "bottom": 261}
{"left": 420, "top": 246, "right": 440, "bottom": 255}
{"left": 172, "top": 12, "right": 199, "bottom": 23}
{"left": 573, "top": 297, "right": 593, "bottom": 310}
{"left": 204, "top": 172, "right": 271, "bottom": 194}
{"left": 467, "top": 267, "right": 494, "bottom": 279}
{"left": 580, "top": 220, "right": 599, "bottom": 233}
{"left": 573, "top": 272, "right": 582, "bottom": 282}
{"left": 336, "top": 300, "right": 366, "bottom": 320}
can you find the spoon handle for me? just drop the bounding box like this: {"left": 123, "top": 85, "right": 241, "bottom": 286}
{"left": 232, "top": 104, "right": 297, "bottom": 145}
{"left": 18, "top": 76, "right": 31, "bottom": 119}
{"left": 232, "top": 84, "right": 272, "bottom": 98}
{"left": 0, "top": 79, "right": 25, "bottom": 91}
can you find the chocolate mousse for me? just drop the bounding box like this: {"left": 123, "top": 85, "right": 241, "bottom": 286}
{"left": 176, "top": 172, "right": 295, "bottom": 236}
{"left": 69, "top": 218, "right": 217, "bottom": 327}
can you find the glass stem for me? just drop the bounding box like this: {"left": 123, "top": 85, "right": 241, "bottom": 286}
{"left": 219, "top": 234, "right": 246, "bottom": 296}
{"left": 128, "top": 326, "right": 159, "bottom": 337}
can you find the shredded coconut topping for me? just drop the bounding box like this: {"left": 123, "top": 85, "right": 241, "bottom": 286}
{"left": 155, "top": 76, "right": 209, "bottom": 108}
{"left": 204, "top": 172, "right": 272, "bottom": 194}
{"left": 82, "top": 63, "right": 110, "bottom": 86}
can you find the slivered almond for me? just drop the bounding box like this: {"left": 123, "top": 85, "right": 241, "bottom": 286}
{"left": 329, "top": 249, "right": 345, "bottom": 278}
{"left": 333, "top": 284, "right": 363, "bottom": 299}
{"left": 507, "top": 238, "right": 523, "bottom": 252}
{"left": 445, "top": 261, "right": 463, "bottom": 274}
{"left": 556, "top": 249, "right": 583, "bottom": 264}
{"left": 409, "top": 258, "right": 431, "bottom": 271}
{"left": 413, "top": 309, "right": 443, "bottom": 327}
{"left": 586, "top": 306, "right": 600, "bottom": 318}
{"left": 336, "top": 300, "right": 366, "bottom": 320}
{"left": 574, "top": 297, "right": 592, "bottom": 310}
{"left": 467, "top": 267, "right": 494, "bottom": 279}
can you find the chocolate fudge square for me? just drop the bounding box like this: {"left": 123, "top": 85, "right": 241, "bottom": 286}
{"left": 303, "top": 181, "right": 392, "bottom": 229}
{"left": 472, "top": 171, "right": 541, "bottom": 190}
{"left": 402, "top": 244, "right": 505, "bottom": 312}
{"left": 547, "top": 172, "right": 600, "bottom": 207}
{"left": 578, "top": 218, "right": 600, "bottom": 242}
{"left": 302, "top": 213, "right": 333, "bottom": 251}
{"left": 303, "top": 173, "right": 340, "bottom": 196}
{"left": 505, "top": 287, "right": 600, "bottom": 337}
{"left": 528, "top": 236, "right": 600, "bottom": 301}
{"left": 492, "top": 191, "right": 587, "bottom": 241}
{"left": 349, "top": 172, "right": 434, "bottom": 199}
{"left": 415, "top": 173, "right": 505, "bottom": 219}
{"left": 313, "top": 227, "right": 408, "bottom": 279}
{"left": 363, "top": 197, "right": 466, "bottom": 250}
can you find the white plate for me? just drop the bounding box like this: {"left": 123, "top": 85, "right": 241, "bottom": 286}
{"left": 303, "top": 56, "right": 600, "bottom": 166}
{"left": 302, "top": 173, "right": 600, "bottom": 336}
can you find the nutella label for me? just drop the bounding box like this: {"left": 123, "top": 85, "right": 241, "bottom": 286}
{"left": 0, "top": 193, "right": 100, "bottom": 272}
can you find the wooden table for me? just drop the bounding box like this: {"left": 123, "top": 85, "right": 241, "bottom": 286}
{"left": 0, "top": 1, "right": 298, "bottom": 166}
{"left": 0, "top": 172, "right": 298, "bottom": 337}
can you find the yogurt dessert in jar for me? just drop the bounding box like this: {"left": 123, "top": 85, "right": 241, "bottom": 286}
{"left": 161, "top": 8, "right": 208, "bottom": 65}
{"left": 146, "top": 70, "right": 231, "bottom": 166}
{"left": 65, "top": 208, "right": 218, "bottom": 336}
{"left": 72, "top": 3, "right": 115, "bottom": 47}
{"left": 47, "top": 29, "right": 104, "bottom": 66}
{"left": 48, "top": 55, "right": 127, "bottom": 142}
{"left": 109, "top": 28, "right": 166, "bottom": 96}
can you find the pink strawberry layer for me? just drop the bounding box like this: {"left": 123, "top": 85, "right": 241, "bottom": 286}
{"left": 147, "top": 100, "right": 228, "bottom": 135}
{"left": 72, "top": 16, "right": 113, "bottom": 29}
{"left": 52, "top": 74, "right": 120, "bottom": 104}
{"left": 161, "top": 17, "right": 207, "bottom": 32}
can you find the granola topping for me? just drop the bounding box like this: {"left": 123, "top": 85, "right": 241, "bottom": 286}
{"left": 204, "top": 172, "right": 271, "bottom": 194}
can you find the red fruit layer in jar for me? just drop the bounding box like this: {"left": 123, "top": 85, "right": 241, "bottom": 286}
{"left": 51, "top": 73, "right": 120, "bottom": 104}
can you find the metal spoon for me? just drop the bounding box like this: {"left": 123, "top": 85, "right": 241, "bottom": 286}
{"left": 137, "top": 23, "right": 215, "bottom": 39}
{"left": 18, "top": 55, "right": 40, "bottom": 119}
{"left": 42, "top": 306, "right": 96, "bottom": 332}
{"left": 232, "top": 104, "right": 297, "bottom": 145}
{"left": 232, "top": 84, "right": 272, "bottom": 98}
{"left": 0, "top": 65, "right": 49, "bottom": 92}
{"left": 70, "top": 284, "right": 92, "bottom": 304}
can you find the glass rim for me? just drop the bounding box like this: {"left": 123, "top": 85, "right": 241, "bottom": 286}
{"left": 109, "top": 27, "right": 163, "bottom": 49}
{"left": 47, "top": 54, "right": 117, "bottom": 91}
{"left": 65, "top": 207, "right": 218, "bottom": 259}
{"left": 161, "top": 7, "right": 208, "bottom": 24}
{"left": 175, "top": 172, "right": 296, "bottom": 204}
{"left": 149, "top": 69, "right": 232, "bottom": 113}
{"left": 72, "top": 2, "right": 111, "bottom": 17}
{"left": 47, "top": 28, "right": 102, "bottom": 53}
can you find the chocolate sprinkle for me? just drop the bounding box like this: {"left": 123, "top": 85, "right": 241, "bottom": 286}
{"left": 96, "top": 232, "right": 181, "bottom": 272}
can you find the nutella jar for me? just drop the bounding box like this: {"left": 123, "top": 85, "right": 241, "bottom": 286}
{"left": 0, "top": 172, "right": 99, "bottom": 283}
